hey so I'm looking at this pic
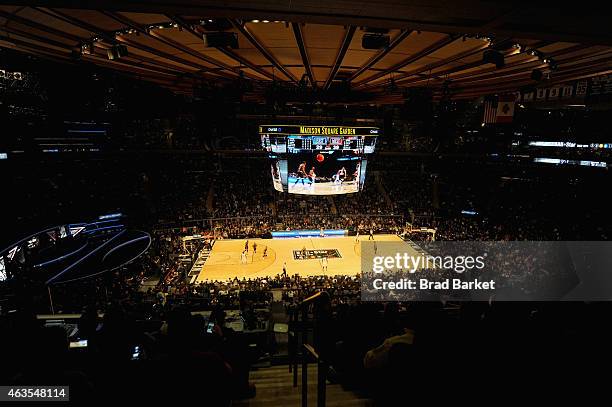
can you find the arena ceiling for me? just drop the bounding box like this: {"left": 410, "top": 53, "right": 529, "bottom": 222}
{"left": 1, "top": 1, "right": 612, "bottom": 103}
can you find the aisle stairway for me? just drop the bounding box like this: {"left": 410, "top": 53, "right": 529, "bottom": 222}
{"left": 373, "top": 171, "right": 393, "bottom": 207}
{"left": 234, "top": 364, "right": 373, "bottom": 407}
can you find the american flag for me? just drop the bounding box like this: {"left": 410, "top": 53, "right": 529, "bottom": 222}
{"left": 483, "top": 100, "right": 497, "bottom": 124}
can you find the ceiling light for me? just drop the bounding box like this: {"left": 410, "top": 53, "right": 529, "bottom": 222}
{"left": 251, "top": 19, "right": 260, "bottom": 23}
{"left": 262, "top": 20, "right": 270, "bottom": 23}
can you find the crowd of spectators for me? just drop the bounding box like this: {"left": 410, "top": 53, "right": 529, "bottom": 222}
{"left": 212, "top": 171, "right": 273, "bottom": 218}
{"left": 4, "top": 147, "right": 612, "bottom": 405}
{"left": 383, "top": 172, "right": 433, "bottom": 214}
{"left": 334, "top": 175, "right": 392, "bottom": 215}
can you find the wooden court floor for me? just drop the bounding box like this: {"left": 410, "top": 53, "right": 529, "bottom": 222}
{"left": 195, "top": 234, "right": 403, "bottom": 282}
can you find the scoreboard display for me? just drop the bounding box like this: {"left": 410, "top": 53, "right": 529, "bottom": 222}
{"left": 260, "top": 125, "right": 380, "bottom": 195}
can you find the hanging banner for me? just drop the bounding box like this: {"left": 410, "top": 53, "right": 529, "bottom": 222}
{"left": 548, "top": 86, "right": 560, "bottom": 99}
{"left": 495, "top": 95, "right": 515, "bottom": 123}
{"left": 561, "top": 85, "right": 573, "bottom": 98}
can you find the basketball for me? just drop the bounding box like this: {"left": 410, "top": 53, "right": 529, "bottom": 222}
{"left": 316, "top": 153, "right": 324, "bottom": 162}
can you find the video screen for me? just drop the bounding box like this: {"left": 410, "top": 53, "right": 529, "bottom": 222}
{"left": 270, "top": 159, "right": 286, "bottom": 192}
{"left": 261, "top": 134, "right": 287, "bottom": 153}
{"left": 260, "top": 125, "right": 379, "bottom": 195}
{"left": 288, "top": 151, "right": 361, "bottom": 195}
{"left": 0, "top": 256, "right": 6, "bottom": 282}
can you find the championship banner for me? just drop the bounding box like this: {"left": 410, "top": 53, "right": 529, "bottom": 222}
{"left": 587, "top": 75, "right": 612, "bottom": 103}
{"left": 548, "top": 86, "right": 560, "bottom": 99}
{"left": 515, "top": 76, "right": 612, "bottom": 105}
{"left": 561, "top": 85, "right": 573, "bottom": 98}
{"left": 576, "top": 80, "right": 588, "bottom": 96}
{"left": 589, "top": 74, "right": 612, "bottom": 95}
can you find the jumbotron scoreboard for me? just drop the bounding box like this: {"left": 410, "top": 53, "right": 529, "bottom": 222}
{"left": 260, "top": 125, "right": 380, "bottom": 195}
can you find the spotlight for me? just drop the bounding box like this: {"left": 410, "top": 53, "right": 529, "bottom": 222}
{"left": 251, "top": 19, "right": 260, "bottom": 23}
{"left": 262, "top": 20, "right": 270, "bottom": 23}
{"left": 81, "top": 41, "right": 94, "bottom": 55}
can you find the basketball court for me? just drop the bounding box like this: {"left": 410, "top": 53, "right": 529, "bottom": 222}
{"left": 195, "top": 234, "right": 405, "bottom": 282}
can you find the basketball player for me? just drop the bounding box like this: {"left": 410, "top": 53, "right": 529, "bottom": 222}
{"left": 282, "top": 262, "right": 288, "bottom": 278}
{"left": 333, "top": 167, "right": 346, "bottom": 192}
{"left": 321, "top": 256, "right": 328, "bottom": 273}
{"left": 369, "top": 228, "right": 374, "bottom": 240}
{"left": 294, "top": 161, "right": 307, "bottom": 185}
{"left": 353, "top": 163, "right": 361, "bottom": 188}
{"left": 320, "top": 228, "right": 325, "bottom": 238}
{"left": 253, "top": 241, "right": 257, "bottom": 254}
{"left": 355, "top": 229, "right": 360, "bottom": 243}
{"left": 308, "top": 167, "right": 316, "bottom": 185}
{"left": 240, "top": 250, "right": 247, "bottom": 264}
{"left": 337, "top": 167, "right": 347, "bottom": 183}
{"left": 263, "top": 246, "right": 268, "bottom": 258}
{"left": 245, "top": 240, "right": 249, "bottom": 252}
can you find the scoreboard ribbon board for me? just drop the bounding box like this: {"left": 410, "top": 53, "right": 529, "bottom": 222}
{"left": 260, "top": 125, "right": 380, "bottom": 136}
{"left": 293, "top": 249, "right": 341, "bottom": 260}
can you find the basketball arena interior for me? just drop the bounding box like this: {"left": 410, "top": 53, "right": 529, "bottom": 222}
{"left": 1, "top": 1, "right": 612, "bottom": 404}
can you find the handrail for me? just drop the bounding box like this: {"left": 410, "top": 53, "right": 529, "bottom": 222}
{"left": 287, "top": 290, "right": 329, "bottom": 407}
{"left": 300, "top": 291, "right": 324, "bottom": 307}
{"left": 301, "top": 344, "right": 327, "bottom": 407}
{"left": 303, "top": 343, "right": 319, "bottom": 360}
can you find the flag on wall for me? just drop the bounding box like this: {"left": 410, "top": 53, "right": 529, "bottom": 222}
{"left": 495, "top": 95, "right": 515, "bottom": 123}
{"left": 483, "top": 100, "right": 497, "bottom": 124}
